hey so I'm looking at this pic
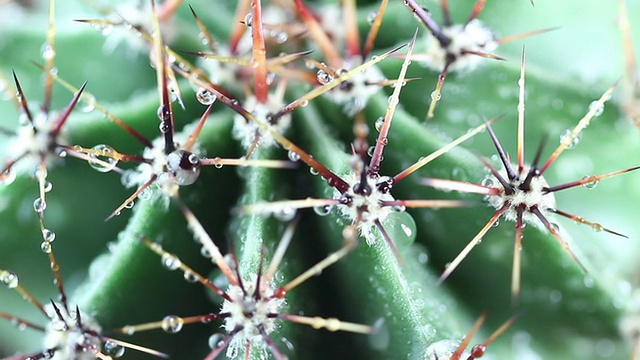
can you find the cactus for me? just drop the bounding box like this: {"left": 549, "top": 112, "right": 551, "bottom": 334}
{"left": 1, "top": 0, "right": 640, "bottom": 359}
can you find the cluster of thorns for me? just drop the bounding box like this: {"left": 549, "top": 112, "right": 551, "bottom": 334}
{"left": 1, "top": 0, "right": 639, "bottom": 359}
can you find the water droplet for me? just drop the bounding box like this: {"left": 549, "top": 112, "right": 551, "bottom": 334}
{"left": 550, "top": 222, "right": 560, "bottom": 233}
{"left": 313, "top": 204, "right": 332, "bottom": 216}
{"left": 33, "top": 167, "right": 47, "bottom": 181}
{"left": 304, "top": 59, "right": 316, "bottom": 69}
{"left": 208, "top": 333, "right": 225, "bottom": 349}
{"left": 367, "top": 146, "right": 376, "bottom": 157}
{"left": 583, "top": 276, "right": 595, "bottom": 288}
{"left": 1, "top": 271, "right": 19, "bottom": 288}
{"left": 369, "top": 318, "right": 389, "bottom": 350}
{"left": 157, "top": 105, "right": 171, "bottom": 122}
{"left": 92, "top": 22, "right": 113, "bottom": 36}
{"left": 77, "top": 92, "right": 97, "bottom": 113}
{"left": 196, "top": 87, "right": 216, "bottom": 105}
{"left": 316, "top": 69, "right": 333, "bottom": 85}
{"left": 159, "top": 120, "right": 170, "bottom": 133}
{"left": 138, "top": 186, "right": 153, "bottom": 201}
{"left": 300, "top": 99, "right": 309, "bottom": 107}
{"left": 258, "top": 72, "right": 273, "bottom": 87}
{"left": 183, "top": 271, "right": 198, "bottom": 283}
{"left": 41, "top": 43, "right": 55, "bottom": 60}
{"left": 198, "top": 32, "right": 209, "bottom": 45}
{"left": 56, "top": 148, "right": 68, "bottom": 158}
{"left": 43, "top": 181, "right": 53, "bottom": 193}
{"left": 124, "top": 201, "right": 134, "bottom": 209}
{"left": 33, "top": 197, "right": 47, "bottom": 213}
{"left": 581, "top": 175, "right": 598, "bottom": 189}
{"left": 309, "top": 167, "right": 319, "bottom": 176}
{"left": 559, "top": 129, "right": 580, "bottom": 149}
{"left": 274, "top": 207, "right": 296, "bottom": 222}
{"left": 549, "top": 290, "right": 562, "bottom": 303}
{"left": 430, "top": 91, "right": 441, "bottom": 101}
{"left": 273, "top": 30, "right": 289, "bottom": 44}
{"left": 384, "top": 212, "right": 417, "bottom": 247}
{"left": 367, "top": 11, "right": 378, "bottom": 24}
{"left": 42, "top": 229, "right": 55, "bottom": 242}
{"left": 166, "top": 150, "right": 201, "bottom": 186}
{"left": 161, "top": 253, "right": 182, "bottom": 270}
{"left": 103, "top": 340, "right": 125, "bottom": 358}
{"left": 374, "top": 116, "right": 384, "bottom": 132}
{"left": 16, "top": 321, "right": 27, "bottom": 331}
{"left": 244, "top": 13, "right": 253, "bottom": 27}
{"left": 41, "top": 242, "right": 52, "bottom": 253}
{"left": 287, "top": 150, "right": 300, "bottom": 162}
{"left": 88, "top": 144, "right": 118, "bottom": 172}
{"left": 122, "top": 326, "right": 136, "bottom": 335}
{"left": 481, "top": 177, "right": 495, "bottom": 187}
{"left": 162, "top": 315, "right": 184, "bottom": 333}
{"left": 1, "top": 169, "right": 16, "bottom": 185}
{"left": 588, "top": 100, "right": 604, "bottom": 117}
{"left": 51, "top": 319, "right": 67, "bottom": 332}
{"left": 425, "top": 339, "right": 461, "bottom": 359}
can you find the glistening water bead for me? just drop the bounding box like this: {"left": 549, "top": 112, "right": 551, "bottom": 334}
{"left": 102, "top": 340, "right": 125, "bottom": 358}
{"left": 161, "top": 252, "right": 181, "bottom": 270}
{"left": 196, "top": 87, "right": 216, "bottom": 105}
{"left": 161, "top": 315, "right": 184, "bottom": 333}
{"left": 559, "top": 129, "right": 580, "bottom": 149}
{"left": 0, "top": 270, "right": 18, "bottom": 288}
{"left": 165, "top": 150, "right": 201, "bottom": 186}
{"left": 581, "top": 175, "right": 599, "bottom": 189}
{"left": 88, "top": 144, "right": 118, "bottom": 173}
{"left": 33, "top": 197, "right": 46, "bottom": 213}
{"left": 316, "top": 69, "right": 333, "bottom": 85}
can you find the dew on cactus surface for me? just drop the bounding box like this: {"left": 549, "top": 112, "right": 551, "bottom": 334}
{"left": 402, "top": 0, "right": 555, "bottom": 120}
{"left": 0, "top": 247, "right": 167, "bottom": 359}
{"left": 291, "top": 0, "right": 395, "bottom": 116}
{"left": 138, "top": 217, "right": 373, "bottom": 359}
{"left": 0, "top": 62, "right": 85, "bottom": 222}
{"left": 240, "top": 36, "right": 488, "bottom": 262}
{"left": 424, "top": 51, "right": 640, "bottom": 299}
{"left": 197, "top": 0, "right": 406, "bottom": 154}
{"left": 68, "top": 8, "right": 294, "bottom": 220}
